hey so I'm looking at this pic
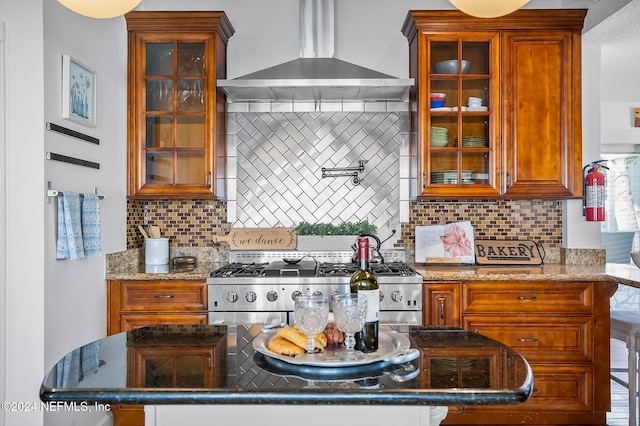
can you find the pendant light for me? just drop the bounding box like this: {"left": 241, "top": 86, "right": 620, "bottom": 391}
{"left": 57, "top": 0, "right": 142, "bottom": 19}
{"left": 449, "top": 0, "right": 531, "bottom": 18}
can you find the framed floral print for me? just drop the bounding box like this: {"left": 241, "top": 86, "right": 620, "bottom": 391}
{"left": 62, "top": 55, "right": 96, "bottom": 127}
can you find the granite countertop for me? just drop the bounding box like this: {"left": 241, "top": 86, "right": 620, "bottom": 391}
{"left": 107, "top": 261, "right": 622, "bottom": 283}
{"left": 414, "top": 263, "right": 611, "bottom": 282}
{"left": 40, "top": 324, "right": 533, "bottom": 407}
{"left": 106, "top": 262, "right": 224, "bottom": 281}
{"left": 104, "top": 247, "right": 640, "bottom": 286}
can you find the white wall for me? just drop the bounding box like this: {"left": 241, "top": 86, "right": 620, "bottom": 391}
{"left": 600, "top": 42, "right": 640, "bottom": 151}
{"left": 565, "top": 43, "right": 604, "bottom": 249}
{"left": 0, "top": 0, "right": 45, "bottom": 425}
{"left": 41, "top": 2, "right": 128, "bottom": 425}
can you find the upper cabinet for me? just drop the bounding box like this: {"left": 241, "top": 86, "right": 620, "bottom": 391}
{"left": 125, "top": 12, "right": 235, "bottom": 199}
{"left": 402, "top": 10, "right": 586, "bottom": 200}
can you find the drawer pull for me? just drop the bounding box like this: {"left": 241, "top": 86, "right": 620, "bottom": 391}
{"left": 517, "top": 295, "right": 537, "bottom": 300}
{"left": 518, "top": 337, "right": 538, "bottom": 343}
{"left": 438, "top": 297, "right": 446, "bottom": 320}
{"left": 154, "top": 294, "right": 175, "bottom": 299}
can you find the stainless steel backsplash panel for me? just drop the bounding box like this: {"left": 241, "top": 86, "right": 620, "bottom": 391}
{"left": 227, "top": 107, "right": 408, "bottom": 238}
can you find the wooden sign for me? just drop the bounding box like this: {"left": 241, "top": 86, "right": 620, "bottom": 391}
{"left": 213, "top": 228, "right": 297, "bottom": 250}
{"left": 474, "top": 240, "right": 543, "bottom": 265}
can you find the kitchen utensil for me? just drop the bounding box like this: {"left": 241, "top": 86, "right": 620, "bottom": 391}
{"left": 145, "top": 238, "right": 169, "bottom": 265}
{"left": 149, "top": 226, "right": 162, "bottom": 239}
{"left": 332, "top": 293, "right": 367, "bottom": 360}
{"left": 351, "top": 233, "right": 384, "bottom": 263}
{"left": 430, "top": 92, "right": 446, "bottom": 108}
{"left": 138, "top": 225, "right": 149, "bottom": 239}
{"left": 252, "top": 329, "right": 413, "bottom": 368}
{"left": 433, "top": 59, "right": 470, "bottom": 74}
{"left": 294, "top": 295, "right": 330, "bottom": 356}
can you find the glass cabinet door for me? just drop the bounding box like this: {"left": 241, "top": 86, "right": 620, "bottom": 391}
{"left": 424, "top": 34, "right": 499, "bottom": 197}
{"left": 144, "top": 41, "right": 208, "bottom": 187}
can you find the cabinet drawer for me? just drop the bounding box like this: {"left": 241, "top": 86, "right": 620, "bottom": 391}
{"left": 463, "top": 316, "right": 592, "bottom": 363}
{"left": 466, "top": 364, "right": 592, "bottom": 413}
{"left": 120, "top": 313, "right": 209, "bottom": 331}
{"left": 462, "top": 282, "right": 592, "bottom": 314}
{"left": 120, "top": 281, "right": 207, "bottom": 311}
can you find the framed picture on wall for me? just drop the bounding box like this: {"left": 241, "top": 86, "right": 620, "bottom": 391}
{"left": 61, "top": 55, "right": 96, "bottom": 127}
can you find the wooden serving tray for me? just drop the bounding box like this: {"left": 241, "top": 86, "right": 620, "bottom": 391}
{"left": 474, "top": 240, "right": 543, "bottom": 265}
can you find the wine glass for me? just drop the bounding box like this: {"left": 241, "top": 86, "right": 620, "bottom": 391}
{"left": 293, "top": 295, "right": 330, "bottom": 356}
{"left": 332, "top": 293, "right": 368, "bottom": 360}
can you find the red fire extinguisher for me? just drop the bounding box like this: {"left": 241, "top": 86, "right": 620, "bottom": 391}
{"left": 583, "top": 161, "right": 608, "bottom": 222}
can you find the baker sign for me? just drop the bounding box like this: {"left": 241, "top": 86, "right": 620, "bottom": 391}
{"left": 474, "top": 240, "right": 543, "bottom": 265}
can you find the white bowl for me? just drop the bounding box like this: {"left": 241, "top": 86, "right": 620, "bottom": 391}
{"left": 631, "top": 252, "right": 640, "bottom": 268}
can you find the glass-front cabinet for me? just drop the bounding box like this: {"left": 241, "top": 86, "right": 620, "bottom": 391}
{"left": 403, "top": 10, "right": 586, "bottom": 200}
{"left": 426, "top": 35, "right": 499, "bottom": 198}
{"left": 126, "top": 12, "right": 234, "bottom": 199}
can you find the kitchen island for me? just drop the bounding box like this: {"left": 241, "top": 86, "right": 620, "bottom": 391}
{"left": 41, "top": 324, "right": 533, "bottom": 426}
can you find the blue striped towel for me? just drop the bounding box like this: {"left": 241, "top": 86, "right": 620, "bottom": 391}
{"left": 56, "top": 193, "right": 102, "bottom": 259}
{"left": 81, "top": 193, "right": 102, "bottom": 258}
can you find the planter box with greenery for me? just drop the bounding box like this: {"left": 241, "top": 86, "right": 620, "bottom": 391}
{"left": 295, "top": 221, "right": 377, "bottom": 251}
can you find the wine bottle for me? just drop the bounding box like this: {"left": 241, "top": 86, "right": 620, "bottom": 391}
{"left": 350, "top": 236, "right": 379, "bottom": 352}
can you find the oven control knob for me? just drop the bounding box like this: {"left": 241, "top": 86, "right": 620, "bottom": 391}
{"left": 245, "top": 291, "right": 257, "bottom": 303}
{"left": 312, "top": 290, "right": 323, "bottom": 297}
{"left": 391, "top": 291, "right": 403, "bottom": 303}
{"left": 266, "top": 290, "right": 279, "bottom": 302}
{"left": 227, "top": 291, "right": 238, "bottom": 303}
{"left": 291, "top": 290, "right": 302, "bottom": 301}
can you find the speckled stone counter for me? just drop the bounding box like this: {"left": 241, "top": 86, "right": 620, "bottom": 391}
{"left": 40, "top": 324, "right": 532, "bottom": 407}
{"left": 414, "top": 263, "right": 611, "bottom": 282}
{"left": 105, "top": 261, "right": 225, "bottom": 280}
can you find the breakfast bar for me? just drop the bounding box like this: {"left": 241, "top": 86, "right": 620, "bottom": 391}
{"left": 40, "top": 324, "right": 533, "bottom": 426}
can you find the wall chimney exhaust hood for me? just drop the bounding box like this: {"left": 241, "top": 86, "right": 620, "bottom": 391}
{"left": 217, "top": 0, "right": 414, "bottom": 102}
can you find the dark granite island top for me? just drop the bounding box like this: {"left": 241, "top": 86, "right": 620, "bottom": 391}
{"left": 40, "top": 324, "right": 532, "bottom": 408}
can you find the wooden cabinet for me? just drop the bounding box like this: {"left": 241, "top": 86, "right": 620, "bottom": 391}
{"left": 402, "top": 10, "right": 585, "bottom": 200}
{"left": 126, "top": 325, "right": 226, "bottom": 391}
{"left": 125, "top": 11, "right": 234, "bottom": 199}
{"left": 423, "top": 282, "right": 461, "bottom": 327}
{"left": 107, "top": 280, "right": 208, "bottom": 335}
{"left": 107, "top": 279, "right": 208, "bottom": 426}
{"left": 423, "top": 280, "right": 614, "bottom": 425}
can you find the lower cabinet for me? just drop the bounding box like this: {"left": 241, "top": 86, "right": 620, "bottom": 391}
{"left": 423, "top": 280, "right": 615, "bottom": 425}
{"left": 107, "top": 279, "right": 209, "bottom": 426}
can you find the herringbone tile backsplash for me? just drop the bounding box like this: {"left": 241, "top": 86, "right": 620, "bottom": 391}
{"left": 228, "top": 108, "right": 408, "bottom": 237}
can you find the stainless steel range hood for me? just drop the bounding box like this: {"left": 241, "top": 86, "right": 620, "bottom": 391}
{"left": 217, "top": 0, "right": 414, "bottom": 102}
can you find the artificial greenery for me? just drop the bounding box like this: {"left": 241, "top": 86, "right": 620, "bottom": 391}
{"left": 296, "top": 220, "right": 377, "bottom": 236}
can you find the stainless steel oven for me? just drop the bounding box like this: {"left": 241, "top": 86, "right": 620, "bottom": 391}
{"left": 206, "top": 250, "right": 422, "bottom": 326}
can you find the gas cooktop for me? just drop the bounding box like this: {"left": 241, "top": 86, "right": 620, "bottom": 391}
{"left": 209, "top": 260, "right": 421, "bottom": 283}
